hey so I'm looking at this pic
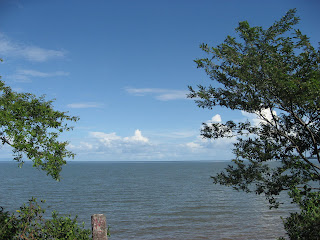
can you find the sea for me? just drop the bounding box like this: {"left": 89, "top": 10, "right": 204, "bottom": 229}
{"left": 0, "top": 161, "right": 295, "bottom": 240}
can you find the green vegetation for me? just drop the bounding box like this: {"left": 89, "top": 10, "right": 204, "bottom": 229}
{"left": 0, "top": 62, "right": 92, "bottom": 239}
{"left": 189, "top": 9, "right": 320, "bottom": 239}
{"left": 0, "top": 61, "right": 79, "bottom": 181}
{"left": 0, "top": 198, "right": 91, "bottom": 240}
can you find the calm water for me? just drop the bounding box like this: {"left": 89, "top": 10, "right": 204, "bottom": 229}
{"left": 0, "top": 161, "right": 294, "bottom": 240}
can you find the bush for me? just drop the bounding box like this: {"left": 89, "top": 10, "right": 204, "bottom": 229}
{"left": 0, "top": 198, "right": 91, "bottom": 240}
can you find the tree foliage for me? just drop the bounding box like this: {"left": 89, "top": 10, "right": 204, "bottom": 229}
{"left": 189, "top": 9, "right": 320, "bottom": 238}
{"left": 0, "top": 61, "right": 97, "bottom": 239}
{"left": 0, "top": 63, "right": 78, "bottom": 180}
{"left": 0, "top": 198, "right": 91, "bottom": 240}
{"left": 279, "top": 190, "right": 320, "bottom": 239}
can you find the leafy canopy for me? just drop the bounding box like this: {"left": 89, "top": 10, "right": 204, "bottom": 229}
{"left": 189, "top": 9, "right": 320, "bottom": 238}
{"left": 0, "top": 61, "right": 78, "bottom": 180}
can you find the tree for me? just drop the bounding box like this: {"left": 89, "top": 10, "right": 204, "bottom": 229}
{"left": 0, "top": 60, "right": 93, "bottom": 239}
{"left": 0, "top": 60, "right": 79, "bottom": 181}
{"left": 189, "top": 9, "right": 320, "bottom": 239}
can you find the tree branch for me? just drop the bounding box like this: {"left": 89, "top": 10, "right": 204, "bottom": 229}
{"left": 0, "top": 136, "right": 12, "bottom": 146}
{"left": 258, "top": 111, "right": 320, "bottom": 175}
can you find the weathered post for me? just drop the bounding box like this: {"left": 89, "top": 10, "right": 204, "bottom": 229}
{"left": 91, "top": 214, "right": 108, "bottom": 240}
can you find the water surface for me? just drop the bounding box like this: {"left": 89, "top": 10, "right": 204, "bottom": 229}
{"left": 0, "top": 161, "right": 294, "bottom": 239}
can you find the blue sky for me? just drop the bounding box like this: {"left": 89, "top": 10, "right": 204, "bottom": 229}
{"left": 0, "top": 0, "right": 319, "bottom": 161}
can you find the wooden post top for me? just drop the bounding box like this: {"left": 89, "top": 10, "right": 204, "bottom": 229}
{"left": 91, "top": 214, "right": 108, "bottom": 240}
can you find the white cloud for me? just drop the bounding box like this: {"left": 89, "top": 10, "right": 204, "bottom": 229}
{"left": 241, "top": 108, "right": 277, "bottom": 126}
{"left": 150, "top": 130, "right": 197, "bottom": 139}
{"left": 21, "top": 46, "right": 65, "bottom": 62}
{"left": 90, "top": 132, "right": 121, "bottom": 146}
{"left": 200, "top": 114, "right": 223, "bottom": 131}
{"left": 155, "top": 91, "right": 188, "bottom": 101}
{"left": 69, "top": 142, "right": 94, "bottom": 150}
{"left": 0, "top": 33, "right": 66, "bottom": 62}
{"left": 79, "top": 130, "right": 152, "bottom": 158}
{"left": 124, "top": 129, "right": 149, "bottom": 143}
{"left": 210, "top": 114, "right": 222, "bottom": 123}
{"left": 181, "top": 113, "right": 235, "bottom": 157}
{"left": 8, "top": 74, "right": 30, "bottom": 82}
{"left": 68, "top": 130, "right": 160, "bottom": 160}
{"left": 241, "top": 111, "right": 254, "bottom": 119}
{"left": 202, "top": 114, "right": 222, "bottom": 131}
{"left": 90, "top": 129, "right": 149, "bottom": 146}
{"left": 259, "top": 108, "right": 277, "bottom": 122}
{"left": 126, "top": 88, "right": 159, "bottom": 95}
{"left": 67, "top": 103, "right": 103, "bottom": 109}
{"left": 126, "top": 87, "right": 188, "bottom": 101}
{"left": 7, "top": 69, "right": 69, "bottom": 82}
{"left": 17, "top": 69, "right": 69, "bottom": 77}
{"left": 68, "top": 127, "right": 236, "bottom": 161}
{"left": 184, "top": 135, "right": 236, "bottom": 157}
{"left": 185, "top": 142, "right": 202, "bottom": 150}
